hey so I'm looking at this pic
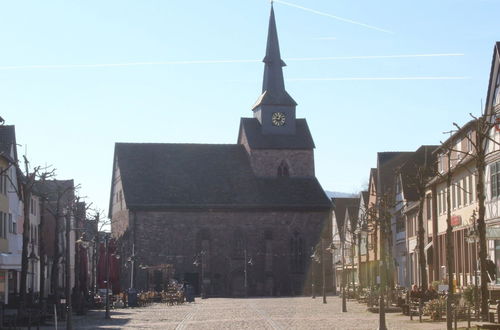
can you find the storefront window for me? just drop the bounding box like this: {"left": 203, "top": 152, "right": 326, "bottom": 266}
{"left": 495, "top": 240, "right": 500, "bottom": 284}
{"left": 0, "top": 270, "right": 5, "bottom": 303}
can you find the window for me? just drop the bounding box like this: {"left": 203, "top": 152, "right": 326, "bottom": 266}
{"left": 277, "top": 161, "right": 289, "bottom": 177}
{"left": 438, "top": 155, "right": 443, "bottom": 173}
{"left": 456, "top": 140, "right": 462, "bottom": 161}
{"left": 426, "top": 194, "right": 432, "bottom": 220}
{"left": 437, "top": 191, "right": 442, "bottom": 215}
{"left": 452, "top": 184, "right": 456, "bottom": 209}
{"left": 457, "top": 180, "right": 462, "bottom": 208}
{"left": 470, "top": 175, "right": 475, "bottom": 202}
{"left": 395, "top": 176, "right": 401, "bottom": 194}
{"left": 467, "top": 131, "right": 473, "bottom": 153}
{"left": 8, "top": 214, "right": 12, "bottom": 233}
{"left": 290, "top": 231, "right": 305, "bottom": 273}
{"left": 396, "top": 212, "right": 405, "bottom": 233}
{"left": 2, "top": 213, "right": 6, "bottom": 238}
{"left": 0, "top": 168, "right": 4, "bottom": 195}
{"left": 233, "top": 229, "right": 245, "bottom": 256}
{"left": 491, "top": 162, "right": 500, "bottom": 198}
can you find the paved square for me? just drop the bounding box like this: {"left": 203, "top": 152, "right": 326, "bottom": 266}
{"left": 64, "top": 296, "right": 471, "bottom": 329}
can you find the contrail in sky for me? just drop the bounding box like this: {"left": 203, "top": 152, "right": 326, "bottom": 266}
{"left": 273, "top": 0, "right": 394, "bottom": 34}
{"left": 287, "top": 76, "right": 470, "bottom": 81}
{"left": 0, "top": 53, "right": 464, "bottom": 71}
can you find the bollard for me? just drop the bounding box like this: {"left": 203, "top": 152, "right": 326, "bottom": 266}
{"left": 454, "top": 307, "right": 457, "bottom": 330}
{"left": 468, "top": 305, "right": 471, "bottom": 329}
{"left": 497, "top": 300, "right": 500, "bottom": 323}
{"left": 419, "top": 298, "right": 423, "bottom": 323}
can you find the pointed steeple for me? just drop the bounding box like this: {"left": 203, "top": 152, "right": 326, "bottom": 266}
{"left": 253, "top": 4, "right": 297, "bottom": 110}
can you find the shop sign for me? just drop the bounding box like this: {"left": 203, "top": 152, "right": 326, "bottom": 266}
{"left": 486, "top": 227, "right": 500, "bottom": 239}
{"left": 451, "top": 215, "right": 462, "bottom": 227}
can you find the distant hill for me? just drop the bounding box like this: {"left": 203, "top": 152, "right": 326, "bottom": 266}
{"left": 324, "top": 191, "right": 358, "bottom": 198}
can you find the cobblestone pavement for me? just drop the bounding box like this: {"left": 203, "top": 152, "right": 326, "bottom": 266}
{"left": 60, "top": 296, "right": 473, "bottom": 329}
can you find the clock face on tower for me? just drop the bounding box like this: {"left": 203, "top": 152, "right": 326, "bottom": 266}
{"left": 271, "top": 112, "right": 286, "bottom": 127}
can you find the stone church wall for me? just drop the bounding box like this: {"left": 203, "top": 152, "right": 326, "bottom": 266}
{"left": 249, "top": 149, "right": 315, "bottom": 178}
{"left": 125, "top": 209, "right": 329, "bottom": 296}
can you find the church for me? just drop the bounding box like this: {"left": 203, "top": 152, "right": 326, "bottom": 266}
{"left": 109, "top": 5, "right": 332, "bottom": 297}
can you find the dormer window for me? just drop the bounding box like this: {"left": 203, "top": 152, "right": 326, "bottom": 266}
{"left": 438, "top": 154, "right": 444, "bottom": 173}
{"left": 277, "top": 161, "right": 289, "bottom": 177}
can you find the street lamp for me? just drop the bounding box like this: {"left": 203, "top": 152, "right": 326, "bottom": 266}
{"left": 103, "top": 234, "right": 120, "bottom": 319}
{"left": 326, "top": 242, "right": 338, "bottom": 296}
{"left": 465, "top": 210, "right": 479, "bottom": 320}
{"left": 244, "top": 249, "right": 253, "bottom": 298}
{"left": 341, "top": 238, "right": 347, "bottom": 312}
{"left": 28, "top": 243, "right": 39, "bottom": 304}
{"left": 193, "top": 251, "right": 206, "bottom": 299}
{"left": 310, "top": 247, "right": 319, "bottom": 299}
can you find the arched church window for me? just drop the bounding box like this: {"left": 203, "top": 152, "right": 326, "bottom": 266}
{"left": 277, "top": 161, "right": 290, "bottom": 177}
{"left": 233, "top": 229, "right": 245, "bottom": 256}
{"left": 290, "top": 231, "right": 304, "bottom": 273}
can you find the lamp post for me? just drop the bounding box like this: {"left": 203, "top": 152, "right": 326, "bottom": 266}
{"left": 310, "top": 247, "right": 318, "bottom": 299}
{"left": 28, "top": 243, "right": 39, "bottom": 305}
{"left": 102, "top": 234, "right": 124, "bottom": 319}
{"left": 243, "top": 249, "right": 253, "bottom": 298}
{"left": 64, "top": 211, "right": 73, "bottom": 330}
{"left": 128, "top": 244, "right": 137, "bottom": 290}
{"left": 465, "top": 210, "right": 479, "bottom": 320}
{"left": 193, "top": 251, "right": 207, "bottom": 299}
{"left": 341, "top": 238, "right": 347, "bottom": 312}
{"left": 326, "top": 242, "right": 338, "bottom": 296}
{"left": 321, "top": 238, "right": 326, "bottom": 304}
{"left": 75, "top": 236, "right": 90, "bottom": 314}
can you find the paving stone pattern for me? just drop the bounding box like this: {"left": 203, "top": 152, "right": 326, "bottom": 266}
{"left": 60, "top": 296, "right": 473, "bottom": 329}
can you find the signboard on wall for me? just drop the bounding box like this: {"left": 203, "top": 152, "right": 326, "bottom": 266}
{"left": 486, "top": 227, "right": 500, "bottom": 239}
{"left": 451, "top": 215, "right": 462, "bottom": 227}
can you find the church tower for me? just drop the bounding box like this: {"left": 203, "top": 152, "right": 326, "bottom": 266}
{"left": 252, "top": 3, "right": 297, "bottom": 135}
{"left": 238, "top": 4, "right": 316, "bottom": 178}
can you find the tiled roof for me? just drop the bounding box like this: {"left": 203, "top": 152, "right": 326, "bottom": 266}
{"left": 238, "top": 118, "right": 315, "bottom": 149}
{"left": 114, "top": 143, "right": 331, "bottom": 210}
{"left": 332, "top": 197, "right": 359, "bottom": 240}
{"left": 0, "top": 125, "right": 17, "bottom": 163}
{"left": 399, "top": 145, "right": 439, "bottom": 202}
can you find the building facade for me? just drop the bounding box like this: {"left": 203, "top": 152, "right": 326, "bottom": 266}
{"left": 110, "top": 5, "right": 332, "bottom": 297}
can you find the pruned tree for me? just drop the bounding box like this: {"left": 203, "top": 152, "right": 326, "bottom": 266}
{"left": 435, "top": 112, "right": 500, "bottom": 323}
{"left": 35, "top": 179, "right": 76, "bottom": 312}
{"left": 4, "top": 154, "right": 56, "bottom": 315}
{"left": 398, "top": 146, "right": 438, "bottom": 292}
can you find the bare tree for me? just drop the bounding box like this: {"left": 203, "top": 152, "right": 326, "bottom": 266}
{"left": 4, "top": 154, "right": 56, "bottom": 315}
{"left": 398, "top": 146, "right": 437, "bottom": 292}
{"left": 438, "top": 113, "right": 499, "bottom": 322}
{"left": 35, "top": 179, "right": 76, "bottom": 313}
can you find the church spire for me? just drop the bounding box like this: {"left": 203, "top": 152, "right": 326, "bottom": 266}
{"left": 253, "top": 4, "right": 297, "bottom": 110}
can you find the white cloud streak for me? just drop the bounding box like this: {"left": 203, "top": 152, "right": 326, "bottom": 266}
{"left": 273, "top": 0, "right": 394, "bottom": 34}
{"left": 0, "top": 53, "right": 464, "bottom": 71}
{"left": 314, "top": 37, "right": 337, "bottom": 40}
{"left": 287, "top": 76, "right": 470, "bottom": 81}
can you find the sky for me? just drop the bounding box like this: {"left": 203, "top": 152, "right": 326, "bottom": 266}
{"left": 0, "top": 0, "right": 499, "bottom": 216}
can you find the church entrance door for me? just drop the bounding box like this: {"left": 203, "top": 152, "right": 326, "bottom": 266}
{"left": 184, "top": 272, "right": 200, "bottom": 295}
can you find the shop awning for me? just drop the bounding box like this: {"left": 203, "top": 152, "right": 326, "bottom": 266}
{"left": 0, "top": 253, "right": 21, "bottom": 271}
